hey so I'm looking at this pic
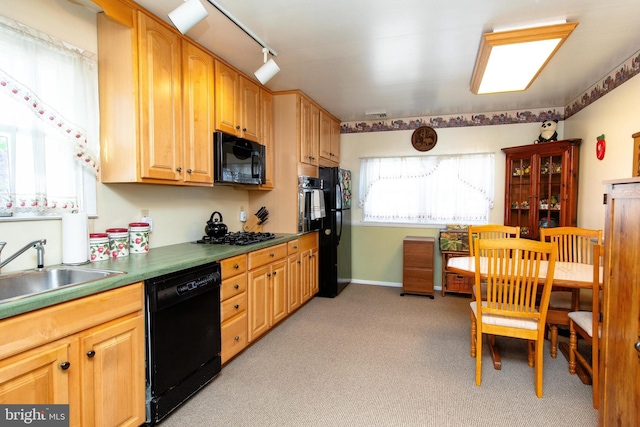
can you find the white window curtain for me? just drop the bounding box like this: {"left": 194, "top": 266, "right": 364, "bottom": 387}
{"left": 0, "top": 15, "right": 99, "bottom": 217}
{"left": 359, "top": 153, "right": 495, "bottom": 224}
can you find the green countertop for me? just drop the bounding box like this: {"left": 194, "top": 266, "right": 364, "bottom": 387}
{"left": 0, "top": 234, "right": 299, "bottom": 320}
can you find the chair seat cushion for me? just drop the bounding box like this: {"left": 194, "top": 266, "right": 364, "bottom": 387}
{"left": 470, "top": 301, "right": 539, "bottom": 330}
{"left": 568, "top": 311, "right": 601, "bottom": 338}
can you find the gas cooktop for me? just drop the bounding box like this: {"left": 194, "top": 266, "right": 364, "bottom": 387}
{"left": 194, "top": 232, "right": 277, "bottom": 246}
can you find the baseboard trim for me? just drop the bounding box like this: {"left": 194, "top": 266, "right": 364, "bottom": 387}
{"left": 350, "top": 279, "right": 442, "bottom": 291}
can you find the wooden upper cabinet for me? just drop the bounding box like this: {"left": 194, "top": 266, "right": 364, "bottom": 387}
{"left": 182, "top": 40, "right": 215, "bottom": 184}
{"left": 299, "top": 96, "right": 319, "bottom": 166}
{"left": 137, "top": 12, "right": 183, "bottom": 182}
{"left": 215, "top": 60, "right": 261, "bottom": 142}
{"left": 319, "top": 110, "right": 340, "bottom": 165}
{"left": 97, "top": 11, "right": 213, "bottom": 186}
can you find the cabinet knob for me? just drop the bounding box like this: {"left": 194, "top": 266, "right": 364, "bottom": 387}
{"left": 234, "top": 284, "right": 239, "bottom": 289}
{"left": 270, "top": 253, "right": 275, "bottom": 257}
{"left": 236, "top": 125, "right": 241, "bottom": 130}
{"left": 234, "top": 336, "right": 240, "bottom": 341}
{"left": 242, "top": 127, "right": 247, "bottom": 132}
{"left": 187, "top": 169, "right": 193, "bottom": 174}
{"left": 273, "top": 271, "right": 277, "bottom": 276}
{"left": 234, "top": 264, "right": 239, "bottom": 269}
{"left": 267, "top": 273, "right": 271, "bottom": 277}
{"left": 234, "top": 304, "right": 239, "bottom": 309}
{"left": 86, "top": 350, "right": 96, "bottom": 358}
{"left": 60, "top": 361, "right": 71, "bottom": 370}
{"left": 176, "top": 167, "right": 182, "bottom": 172}
{"left": 635, "top": 340, "right": 640, "bottom": 358}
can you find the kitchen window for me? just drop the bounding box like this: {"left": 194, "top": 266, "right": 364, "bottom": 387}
{"left": 359, "top": 153, "right": 494, "bottom": 224}
{"left": 0, "top": 15, "right": 99, "bottom": 218}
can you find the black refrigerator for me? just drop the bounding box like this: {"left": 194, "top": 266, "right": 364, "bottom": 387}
{"left": 318, "top": 167, "right": 352, "bottom": 297}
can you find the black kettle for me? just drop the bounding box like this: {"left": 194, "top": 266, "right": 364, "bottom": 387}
{"left": 205, "top": 211, "right": 228, "bottom": 238}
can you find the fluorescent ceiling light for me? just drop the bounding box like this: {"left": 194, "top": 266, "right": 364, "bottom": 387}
{"left": 470, "top": 22, "right": 578, "bottom": 94}
{"left": 168, "top": 0, "right": 208, "bottom": 34}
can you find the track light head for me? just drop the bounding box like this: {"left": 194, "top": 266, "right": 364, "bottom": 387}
{"left": 168, "top": 0, "right": 208, "bottom": 34}
{"left": 254, "top": 48, "right": 280, "bottom": 84}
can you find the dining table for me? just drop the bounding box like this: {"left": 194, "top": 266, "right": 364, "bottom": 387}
{"left": 447, "top": 255, "right": 603, "bottom": 380}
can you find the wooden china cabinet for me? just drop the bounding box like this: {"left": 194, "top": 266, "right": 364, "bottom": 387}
{"left": 502, "top": 139, "right": 581, "bottom": 240}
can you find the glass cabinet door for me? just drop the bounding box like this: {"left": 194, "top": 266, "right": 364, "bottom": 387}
{"left": 506, "top": 156, "right": 532, "bottom": 237}
{"left": 537, "top": 153, "right": 563, "bottom": 232}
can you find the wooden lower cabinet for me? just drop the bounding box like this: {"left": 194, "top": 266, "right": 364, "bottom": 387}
{"left": 287, "top": 239, "right": 301, "bottom": 313}
{"left": 599, "top": 177, "right": 640, "bottom": 425}
{"left": 401, "top": 236, "right": 434, "bottom": 298}
{"left": 299, "top": 232, "right": 319, "bottom": 303}
{"left": 247, "top": 244, "right": 288, "bottom": 342}
{"left": 220, "top": 254, "right": 248, "bottom": 364}
{"left": 0, "top": 283, "right": 145, "bottom": 427}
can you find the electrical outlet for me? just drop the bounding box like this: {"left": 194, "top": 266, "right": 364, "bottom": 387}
{"left": 141, "top": 216, "right": 153, "bottom": 232}
{"left": 141, "top": 209, "right": 149, "bottom": 217}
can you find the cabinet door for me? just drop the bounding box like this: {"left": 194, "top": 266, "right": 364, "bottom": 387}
{"left": 504, "top": 154, "right": 534, "bottom": 237}
{"left": 182, "top": 41, "right": 214, "bottom": 185}
{"left": 80, "top": 315, "right": 145, "bottom": 427}
{"left": 239, "top": 76, "right": 260, "bottom": 142}
{"left": 271, "top": 259, "right": 288, "bottom": 325}
{"left": 215, "top": 60, "right": 239, "bottom": 136}
{"left": 137, "top": 12, "right": 183, "bottom": 182}
{"left": 287, "top": 253, "right": 301, "bottom": 313}
{"left": 248, "top": 265, "right": 270, "bottom": 342}
{"left": 300, "top": 249, "right": 312, "bottom": 303}
{"left": 330, "top": 118, "right": 341, "bottom": 164}
{"left": 310, "top": 103, "right": 320, "bottom": 166}
{"left": 0, "top": 340, "right": 73, "bottom": 405}
{"left": 319, "top": 110, "right": 332, "bottom": 161}
{"left": 310, "top": 247, "right": 319, "bottom": 295}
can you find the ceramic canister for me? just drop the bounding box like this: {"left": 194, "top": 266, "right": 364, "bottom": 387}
{"left": 129, "top": 222, "right": 150, "bottom": 254}
{"left": 89, "top": 233, "right": 110, "bottom": 262}
{"left": 106, "top": 228, "right": 129, "bottom": 258}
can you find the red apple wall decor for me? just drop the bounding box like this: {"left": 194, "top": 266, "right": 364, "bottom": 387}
{"left": 596, "top": 134, "right": 606, "bottom": 160}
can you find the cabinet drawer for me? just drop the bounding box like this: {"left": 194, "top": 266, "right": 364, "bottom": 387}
{"left": 221, "top": 312, "right": 247, "bottom": 364}
{"left": 220, "top": 254, "right": 247, "bottom": 278}
{"left": 403, "top": 267, "right": 434, "bottom": 294}
{"left": 445, "top": 273, "right": 473, "bottom": 293}
{"left": 247, "top": 243, "right": 287, "bottom": 270}
{"left": 221, "top": 292, "right": 247, "bottom": 323}
{"left": 288, "top": 239, "right": 300, "bottom": 254}
{"left": 221, "top": 273, "right": 247, "bottom": 301}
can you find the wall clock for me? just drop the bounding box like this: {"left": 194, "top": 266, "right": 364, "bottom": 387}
{"left": 411, "top": 126, "right": 438, "bottom": 152}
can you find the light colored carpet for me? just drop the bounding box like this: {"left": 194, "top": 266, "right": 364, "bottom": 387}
{"left": 160, "top": 284, "right": 597, "bottom": 426}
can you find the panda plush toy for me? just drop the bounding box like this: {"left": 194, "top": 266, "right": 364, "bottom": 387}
{"left": 535, "top": 119, "right": 558, "bottom": 143}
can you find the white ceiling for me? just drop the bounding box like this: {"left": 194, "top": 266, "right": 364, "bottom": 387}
{"left": 132, "top": 0, "right": 640, "bottom": 122}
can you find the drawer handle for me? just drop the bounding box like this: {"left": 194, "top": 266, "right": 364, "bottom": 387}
{"left": 234, "top": 264, "right": 239, "bottom": 269}
{"left": 86, "top": 350, "right": 96, "bottom": 358}
{"left": 234, "top": 284, "right": 239, "bottom": 290}
{"left": 293, "top": 245, "right": 298, "bottom": 249}
{"left": 60, "top": 361, "right": 71, "bottom": 370}
{"left": 234, "top": 336, "right": 240, "bottom": 341}
{"left": 234, "top": 304, "right": 239, "bottom": 309}
{"left": 270, "top": 253, "right": 275, "bottom": 257}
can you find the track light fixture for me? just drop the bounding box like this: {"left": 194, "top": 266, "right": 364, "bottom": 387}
{"left": 254, "top": 47, "right": 280, "bottom": 84}
{"left": 168, "top": 0, "right": 208, "bottom": 34}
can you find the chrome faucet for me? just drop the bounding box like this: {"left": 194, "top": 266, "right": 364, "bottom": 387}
{"left": 0, "top": 239, "right": 47, "bottom": 273}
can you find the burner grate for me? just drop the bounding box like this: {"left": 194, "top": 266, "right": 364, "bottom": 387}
{"left": 195, "top": 232, "right": 276, "bottom": 246}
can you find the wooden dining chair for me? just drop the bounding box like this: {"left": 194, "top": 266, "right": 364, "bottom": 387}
{"left": 568, "top": 243, "right": 603, "bottom": 409}
{"left": 470, "top": 238, "right": 557, "bottom": 398}
{"left": 539, "top": 227, "right": 603, "bottom": 358}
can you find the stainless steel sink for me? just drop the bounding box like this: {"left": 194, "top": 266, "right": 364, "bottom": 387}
{"left": 0, "top": 266, "right": 126, "bottom": 303}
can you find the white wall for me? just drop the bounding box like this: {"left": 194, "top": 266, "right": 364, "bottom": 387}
{"left": 0, "top": 0, "right": 249, "bottom": 272}
{"left": 563, "top": 75, "right": 640, "bottom": 230}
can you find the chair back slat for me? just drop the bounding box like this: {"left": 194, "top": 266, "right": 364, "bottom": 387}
{"left": 539, "top": 227, "right": 602, "bottom": 264}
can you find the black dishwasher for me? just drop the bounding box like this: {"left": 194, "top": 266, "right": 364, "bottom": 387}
{"left": 145, "top": 262, "right": 222, "bottom": 425}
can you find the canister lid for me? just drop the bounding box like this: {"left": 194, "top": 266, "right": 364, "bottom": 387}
{"left": 106, "top": 228, "right": 128, "bottom": 233}
{"left": 89, "top": 233, "right": 109, "bottom": 239}
{"left": 129, "top": 222, "right": 150, "bottom": 228}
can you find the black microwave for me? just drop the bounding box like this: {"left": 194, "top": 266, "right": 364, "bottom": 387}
{"left": 214, "top": 131, "right": 266, "bottom": 185}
